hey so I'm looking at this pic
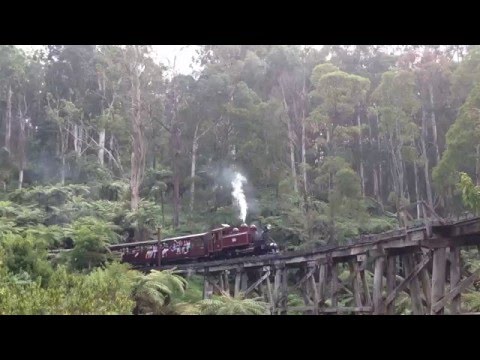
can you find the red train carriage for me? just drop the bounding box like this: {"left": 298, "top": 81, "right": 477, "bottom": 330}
{"left": 160, "top": 233, "right": 210, "bottom": 264}
{"left": 110, "top": 223, "right": 278, "bottom": 268}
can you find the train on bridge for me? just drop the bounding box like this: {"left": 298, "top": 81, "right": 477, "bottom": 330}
{"left": 109, "top": 223, "right": 279, "bottom": 267}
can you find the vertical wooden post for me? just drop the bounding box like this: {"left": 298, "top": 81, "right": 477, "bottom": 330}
{"left": 256, "top": 269, "right": 265, "bottom": 298}
{"left": 305, "top": 263, "right": 319, "bottom": 314}
{"left": 373, "top": 256, "right": 385, "bottom": 314}
{"left": 234, "top": 269, "right": 242, "bottom": 297}
{"left": 417, "top": 253, "right": 432, "bottom": 309}
{"left": 274, "top": 268, "right": 282, "bottom": 312}
{"left": 350, "top": 261, "right": 363, "bottom": 307}
{"left": 318, "top": 264, "right": 326, "bottom": 304}
{"left": 431, "top": 247, "right": 447, "bottom": 315}
{"left": 265, "top": 269, "right": 274, "bottom": 314}
{"left": 203, "top": 269, "right": 213, "bottom": 299}
{"left": 280, "top": 267, "right": 288, "bottom": 314}
{"left": 298, "top": 267, "right": 311, "bottom": 308}
{"left": 310, "top": 275, "right": 319, "bottom": 315}
{"left": 450, "top": 247, "right": 461, "bottom": 315}
{"left": 331, "top": 263, "right": 338, "bottom": 308}
{"left": 386, "top": 255, "right": 396, "bottom": 315}
{"left": 219, "top": 272, "right": 225, "bottom": 293}
{"left": 403, "top": 254, "right": 424, "bottom": 315}
{"left": 223, "top": 271, "right": 230, "bottom": 294}
{"left": 241, "top": 272, "right": 248, "bottom": 293}
{"left": 360, "top": 266, "right": 372, "bottom": 306}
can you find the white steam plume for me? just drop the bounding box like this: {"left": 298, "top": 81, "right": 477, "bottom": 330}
{"left": 231, "top": 172, "right": 248, "bottom": 223}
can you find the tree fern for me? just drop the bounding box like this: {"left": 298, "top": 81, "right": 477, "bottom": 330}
{"left": 132, "top": 269, "right": 187, "bottom": 315}
{"left": 192, "top": 292, "right": 269, "bottom": 315}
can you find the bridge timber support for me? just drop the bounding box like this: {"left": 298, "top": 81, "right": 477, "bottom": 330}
{"left": 149, "top": 215, "right": 480, "bottom": 315}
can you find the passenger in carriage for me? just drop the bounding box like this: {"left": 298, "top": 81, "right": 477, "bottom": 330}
{"left": 176, "top": 240, "right": 182, "bottom": 255}
{"left": 161, "top": 243, "right": 169, "bottom": 257}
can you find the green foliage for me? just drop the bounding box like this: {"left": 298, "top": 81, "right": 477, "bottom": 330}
{"left": 434, "top": 83, "right": 480, "bottom": 192}
{"left": 359, "top": 217, "right": 396, "bottom": 234}
{"left": 132, "top": 269, "right": 187, "bottom": 314}
{"left": 458, "top": 172, "right": 480, "bottom": 214}
{"left": 65, "top": 217, "right": 120, "bottom": 271}
{"left": 334, "top": 168, "right": 361, "bottom": 198}
{"left": 0, "top": 233, "right": 53, "bottom": 286}
{"left": 185, "top": 292, "right": 269, "bottom": 315}
{"left": 4, "top": 44, "right": 480, "bottom": 315}
{"left": 0, "top": 263, "right": 136, "bottom": 314}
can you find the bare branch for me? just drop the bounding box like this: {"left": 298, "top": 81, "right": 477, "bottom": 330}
{"left": 65, "top": 126, "right": 124, "bottom": 172}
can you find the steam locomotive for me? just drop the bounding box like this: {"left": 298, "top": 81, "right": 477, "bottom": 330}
{"left": 109, "top": 223, "right": 279, "bottom": 267}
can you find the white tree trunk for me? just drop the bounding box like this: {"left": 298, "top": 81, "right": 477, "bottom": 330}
{"left": 108, "top": 135, "right": 114, "bottom": 167}
{"left": 279, "top": 83, "right": 298, "bottom": 194}
{"left": 190, "top": 125, "right": 199, "bottom": 213}
{"left": 357, "top": 113, "right": 365, "bottom": 196}
{"left": 61, "top": 155, "right": 66, "bottom": 185}
{"left": 129, "top": 47, "right": 146, "bottom": 212}
{"left": 73, "top": 124, "right": 83, "bottom": 157}
{"left": 18, "top": 170, "right": 23, "bottom": 190}
{"left": 476, "top": 144, "right": 480, "bottom": 186}
{"left": 288, "top": 118, "right": 298, "bottom": 193}
{"left": 414, "top": 160, "right": 421, "bottom": 219}
{"left": 429, "top": 84, "right": 440, "bottom": 165}
{"left": 301, "top": 112, "right": 307, "bottom": 195}
{"left": 5, "top": 85, "right": 12, "bottom": 153}
{"left": 421, "top": 109, "right": 434, "bottom": 209}
{"left": 98, "top": 129, "right": 105, "bottom": 165}
{"left": 17, "top": 98, "right": 26, "bottom": 190}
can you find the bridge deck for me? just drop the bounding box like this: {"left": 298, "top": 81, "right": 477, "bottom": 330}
{"left": 141, "top": 216, "right": 480, "bottom": 274}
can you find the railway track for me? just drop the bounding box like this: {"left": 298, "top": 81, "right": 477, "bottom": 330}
{"left": 135, "top": 223, "right": 436, "bottom": 273}
{"left": 49, "top": 216, "right": 480, "bottom": 274}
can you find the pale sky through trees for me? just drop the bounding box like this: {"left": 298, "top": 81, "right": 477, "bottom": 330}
{"left": 15, "top": 45, "right": 200, "bottom": 75}
{"left": 15, "top": 45, "right": 328, "bottom": 75}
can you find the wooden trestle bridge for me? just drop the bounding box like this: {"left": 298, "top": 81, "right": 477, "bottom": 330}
{"left": 152, "top": 212, "right": 480, "bottom": 315}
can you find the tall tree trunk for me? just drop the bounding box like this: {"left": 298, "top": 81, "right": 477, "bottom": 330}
{"left": 476, "top": 144, "right": 480, "bottom": 186}
{"left": 168, "top": 83, "right": 181, "bottom": 229}
{"left": 388, "top": 137, "right": 400, "bottom": 199}
{"left": 376, "top": 111, "right": 383, "bottom": 203}
{"left": 58, "top": 124, "right": 67, "bottom": 185}
{"left": 108, "top": 135, "right": 114, "bottom": 168}
{"left": 301, "top": 64, "right": 308, "bottom": 199}
{"left": 73, "top": 124, "right": 82, "bottom": 157}
{"left": 172, "top": 124, "right": 181, "bottom": 228}
{"left": 413, "top": 159, "right": 421, "bottom": 219}
{"left": 279, "top": 83, "right": 298, "bottom": 193}
{"left": 421, "top": 109, "right": 434, "bottom": 209}
{"left": 190, "top": 124, "right": 199, "bottom": 213}
{"left": 161, "top": 191, "right": 165, "bottom": 225}
{"left": 129, "top": 46, "right": 146, "bottom": 214}
{"left": 394, "top": 114, "right": 405, "bottom": 199}
{"left": 378, "top": 163, "right": 383, "bottom": 201}
{"left": 98, "top": 129, "right": 105, "bottom": 165}
{"left": 373, "top": 167, "right": 380, "bottom": 202}
{"left": 288, "top": 117, "right": 298, "bottom": 194}
{"left": 61, "top": 154, "right": 66, "bottom": 185}
{"left": 98, "top": 69, "right": 106, "bottom": 166}
{"left": 429, "top": 84, "right": 440, "bottom": 165}
{"left": 357, "top": 113, "right": 365, "bottom": 196}
{"left": 17, "top": 96, "right": 26, "bottom": 189}
{"left": 301, "top": 109, "right": 307, "bottom": 196}
{"left": 5, "top": 85, "right": 12, "bottom": 153}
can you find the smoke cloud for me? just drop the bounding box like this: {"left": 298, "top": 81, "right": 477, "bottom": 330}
{"left": 231, "top": 172, "right": 248, "bottom": 223}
